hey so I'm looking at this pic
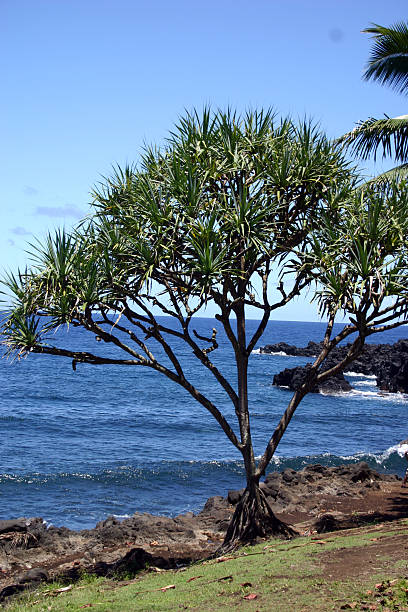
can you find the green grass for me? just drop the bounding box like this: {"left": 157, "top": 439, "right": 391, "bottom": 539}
{"left": 4, "top": 523, "right": 408, "bottom": 611}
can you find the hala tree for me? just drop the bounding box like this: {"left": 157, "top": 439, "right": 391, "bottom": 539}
{"left": 2, "top": 109, "right": 408, "bottom": 549}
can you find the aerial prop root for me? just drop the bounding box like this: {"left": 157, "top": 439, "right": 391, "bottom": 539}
{"left": 218, "top": 485, "right": 297, "bottom": 554}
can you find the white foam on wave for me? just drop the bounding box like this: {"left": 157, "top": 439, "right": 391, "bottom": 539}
{"left": 335, "top": 443, "right": 408, "bottom": 464}
{"left": 254, "top": 454, "right": 284, "bottom": 465}
{"left": 339, "top": 445, "right": 406, "bottom": 464}
{"left": 185, "top": 459, "right": 242, "bottom": 465}
{"left": 353, "top": 380, "right": 375, "bottom": 387}
{"left": 346, "top": 372, "right": 376, "bottom": 379}
{"left": 113, "top": 514, "right": 131, "bottom": 520}
{"left": 344, "top": 389, "right": 408, "bottom": 403}
{"left": 259, "top": 448, "right": 405, "bottom": 469}
{"left": 397, "top": 444, "right": 408, "bottom": 457}
{"left": 257, "top": 350, "right": 290, "bottom": 356}
{"left": 255, "top": 452, "right": 333, "bottom": 462}
{"left": 320, "top": 389, "right": 352, "bottom": 397}
{"left": 340, "top": 440, "right": 408, "bottom": 461}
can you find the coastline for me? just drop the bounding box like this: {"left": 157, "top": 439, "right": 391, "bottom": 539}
{"left": 1, "top": 461, "right": 407, "bottom": 602}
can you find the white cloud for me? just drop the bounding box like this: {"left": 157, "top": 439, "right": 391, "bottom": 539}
{"left": 35, "top": 205, "right": 85, "bottom": 219}
{"left": 23, "top": 185, "right": 39, "bottom": 196}
{"left": 11, "top": 226, "right": 31, "bottom": 236}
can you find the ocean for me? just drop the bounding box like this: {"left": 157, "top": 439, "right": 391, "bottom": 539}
{"left": 1, "top": 318, "right": 407, "bottom": 530}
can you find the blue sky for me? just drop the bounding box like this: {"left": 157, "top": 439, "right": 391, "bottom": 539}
{"left": 1, "top": 0, "right": 407, "bottom": 320}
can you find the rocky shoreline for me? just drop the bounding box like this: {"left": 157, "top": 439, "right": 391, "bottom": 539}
{"left": 260, "top": 339, "right": 408, "bottom": 393}
{"left": 0, "top": 462, "right": 406, "bottom": 602}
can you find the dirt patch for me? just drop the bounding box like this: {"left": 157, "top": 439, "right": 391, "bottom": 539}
{"left": 312, "top": 522, "right": 408, "bottom": 581}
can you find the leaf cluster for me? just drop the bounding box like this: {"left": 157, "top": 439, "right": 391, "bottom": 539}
{"left": 1, "top": 108, "right": 354, "bottom": 358}
{"left": 91, "top": 109, "right": 352, "bottom": 295}
{"left": 300, "top": 178, "right": 408, "bottom": 326}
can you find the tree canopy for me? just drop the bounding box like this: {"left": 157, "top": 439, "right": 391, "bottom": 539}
{"left": 2, "top": 108, "right": 408, "bottom": 548}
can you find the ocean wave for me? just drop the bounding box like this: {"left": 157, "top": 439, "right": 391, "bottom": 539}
{"left": 0, "top": 459, "right": 247, "bottom": 485}
{"left": 259, "top": 350, "right": 290, "bottom": 356}
{"left": 353, "top": 380, "right": 376, "bottom": 387}
{"left": 269, "top": 450, "right": 407, "bottom": 477}
{"left": 0, "top": 449, "right": 406, "bottom": 529}
{"left": 338, "top": 445, "right": 404, "bottom": 465}
{"left": 346, "top": 372, "right": 376, "bottom": 379}
{"left": 1, "top": 448, "right": 406, "bottom": 489}
{"left": 112, "top": 514, "right": 132, "bottom": 520}
{"left": 343, "top": 389, "right": 408, "bottom": 403}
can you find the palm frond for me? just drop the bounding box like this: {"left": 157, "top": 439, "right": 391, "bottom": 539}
{"left": 364, "top": 163, "right": 408, "bottom": 186}
{"left": 339, "top": 115, "right": 408, "bottom": 162}
{"left": 363, "top": 22, "right": 408, "bottom": 95}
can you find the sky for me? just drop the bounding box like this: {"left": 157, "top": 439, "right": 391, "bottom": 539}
{"left": 1, "top": 0, "right": 407, "bottom": 321}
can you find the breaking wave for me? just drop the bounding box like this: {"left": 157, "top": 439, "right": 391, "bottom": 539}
{"left": 0, "top": 449, "right": 406, "bottom": 530}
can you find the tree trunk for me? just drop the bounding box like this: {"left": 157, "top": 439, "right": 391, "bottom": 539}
{"left": 218, "top": 277, "right": 296, "bottom": 552}
{"left": 220, "top": 478, "right": 296, "bottom": 552}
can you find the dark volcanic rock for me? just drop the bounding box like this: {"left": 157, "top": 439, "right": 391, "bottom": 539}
{"left": 376, "top": 342, "right": 408, "bottom": 392}
{"left": 350, "top": 461, "right": 380, "bottom": 483}
{"left": 273, "top": 364, "right": 319, "bottom": 391}
{"left": 263, "top": 338, "right": 408, "bottom": 394}
{"left": 261, "top": 341, "right": 321, "bottom": 357}
{"left": 0, "top": 567, "right": 49, "bottom": 603}
{"left": 111, "top": 547, "right": 192, "bottom": 576}
{"left": 0, "top": 519, "right": 30, "bottom": 534}
{"left": 17, "top": 568, "right": 49, "bottom": 584}
{"left": 319, "top": 371, "right": 352, "bottom": 394}
{"left": 225, "top": 462, "right": 393, "bottom": 514}
{"left": 272, "top": 363, "right": 351, "bottom": 394}
{"left": 227, "top": 489, "right": 243, "bottom": 505}
{"left": 198, "top": 495, "right": 232, "bottom": 532}
{"left": 313, "top": 514, "right": 342, "bottom": 533}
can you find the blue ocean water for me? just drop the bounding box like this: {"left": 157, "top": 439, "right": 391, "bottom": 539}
{"left": 0, "top": 318, "right": 407, "bottom": 530}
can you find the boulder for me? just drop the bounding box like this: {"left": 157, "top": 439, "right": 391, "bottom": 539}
{"left": 261, "top": 341, "right": 321, "bottom": 357}
{"left": 313, "top": 513, "right": 343, "bottom": 533}
{"left": 0, "top": 519, "right": 29, "bottom": 534}
{"left": 227, "top": 489, "right": 243, "bottom": 505}
{"left": 263, "top": 338, "right": 408, "bottom": 394}
{"left": 376, "top": 352, "right": 408, "bottom": 393}
{"left": 273, "top": 363, "right": 351, "bottom": 394}
{"left": 350, "top": 461, "right": 379, "bottom": 483}
{"left": 273, "top": 364, "right": 319, "bottom": 392}
{"left": 17, "top": 568, "right": 49, "bottom": 584}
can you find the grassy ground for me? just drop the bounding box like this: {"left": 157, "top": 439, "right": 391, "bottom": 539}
{"left": 5, "top": 520, "right": 408, "bottom": 611}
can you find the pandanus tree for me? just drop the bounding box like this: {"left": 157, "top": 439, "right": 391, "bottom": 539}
{"left": 341, "top": 22, "right": 408, "bottom": 178}
{"left": 2, "top": 109, "right": 408, "bottom": 549}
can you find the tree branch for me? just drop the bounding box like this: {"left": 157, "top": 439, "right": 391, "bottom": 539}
{"left": 94, "top": 303, "right": 242, "bottom": 447}
{"left": 32, "top": 345, "right": 146, "bottom": 366}
{"left": 255, "top": 318, "right": 359, "bottom": 477}
{"left": 366, "top": 318, "right": 408, "bottom": 335}
{"left": 33, "top": 339, "right": 241, "bottom": 450}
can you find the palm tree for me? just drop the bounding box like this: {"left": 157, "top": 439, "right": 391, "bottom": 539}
{"left": 341, "top": 22, "right": 408, "bottom": 176}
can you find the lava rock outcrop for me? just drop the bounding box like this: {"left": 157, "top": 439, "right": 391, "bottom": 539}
{"left": 261, "top": 339, "right": 408, "bottom": 393}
